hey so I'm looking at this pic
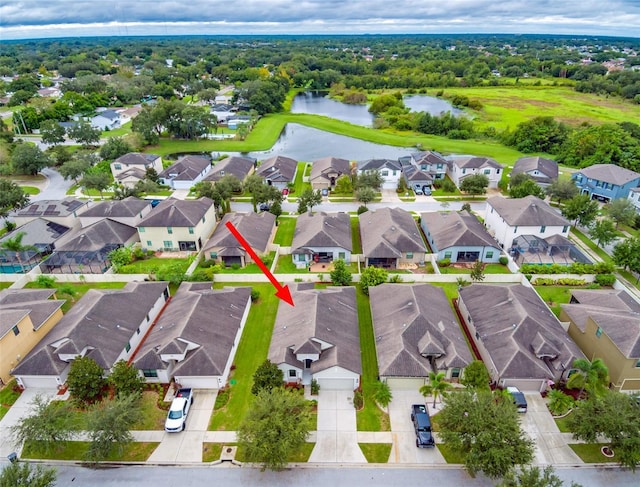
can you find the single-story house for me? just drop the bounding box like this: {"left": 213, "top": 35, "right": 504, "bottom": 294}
{"left": 12, "top": 198, "right": 91, "bottom": 229}
{"left": 560, "top": 289, "right": 640, "bottom": 392}
{"left": 511, "top": 156, "right": 559, "bottom": 188}
{"left": 357, "top": 159, "right": 402, "bottom": 190}
{"left": 11, "top": 281, "right": 170, "bottom": 389}
{"left": 111, "top": 153, "right": 163, "bottom": 183}
{"left": 202, "top": 212, "right": 276, "bottom": 267}
{"left": 0, "top": 289, "right": 65, "bottom": 385}
{"left": 268, "top": 283, "right": 361, "bottom": 390}
{"left": 137, "top": 197, "right": 217, "bottom": 252}
{"left": 133, "top": 283, "right": 251, "bottom": 389}
{"left": 90, "top": 109, "right": 121, "bottom": 131}
{"left": 158, "top": 156, "right": 212, "bottom": 190}
{"left": 572, "top": 164, "right": 640, "bottom": 202}
{"left": 255, "top": 155, "right": 298, "bottom": 191}
{"left": 421, "top": 210, "right": 503, "bottom": 263}
{"left": 0, "top": 218, "right": 70, "bottom": 273}
{"left": 370, "top": 283, "right": 473, "bottom": 388}
{"left": 40, "top": 218, "right": 139, "bottom": 274}
{"left": 203, "top": 156, "right": 255, "bottom": 183}
{"left": 457, "top": 284, "right": 584, "bottom": 392}
{"left": 310, "top": 156, "right": 350, "bottom": 191}
{"left": 359, "top": 207, "right": 427, "bottom": 268}
{"left": 484, "top": 195, "right": 570, "bottom": 249}
{"left": 448, "top": 156, "right": 503, "bottom": 189}
{"left": 78, "top": 197, "right": 152, "bottom": 228}
{"left": 291, "top": 212, "right": 352, "bottom": 269}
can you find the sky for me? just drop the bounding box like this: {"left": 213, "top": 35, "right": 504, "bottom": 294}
{"left": 1, "top": 0, "right": 639, "bottom": 41}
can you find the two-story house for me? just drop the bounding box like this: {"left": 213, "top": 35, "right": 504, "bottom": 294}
{"left": 357, "top": 159, "right": 402, "bottom": 190}
{"left": 111, "top": 153, "right": 163, "bottom": 189}
{"left": 511, "top": 156, "right": 559, "bottom": 188}
{"left": 12, "top": 198, "right": 91, "bottom": 230}
{"left": 448, "top": 156, "right": 503, "bottom": 189}
{"left": 572, "top": 164, "right": 640, "bottom": 202}
{"left": 78, "top": 197, "right": 153, "bottom": 228}
{"left": 136, "top": 197, "right": 216, "bottom": 252}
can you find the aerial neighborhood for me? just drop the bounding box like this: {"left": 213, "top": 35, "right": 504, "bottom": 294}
{"left": 1, "top": 33, "right": 640, "bottom": 480}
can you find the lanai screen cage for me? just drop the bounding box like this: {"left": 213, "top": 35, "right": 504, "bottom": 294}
{"left": 510, "top": 234, "right": 591, "bottom": 266}
{"left": 40, "top": 244, "right": 119, "bottom": 274}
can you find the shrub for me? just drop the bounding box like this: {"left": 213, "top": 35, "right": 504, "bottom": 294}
{"left": 499, "top": 256, "right": 508, "bottom": 265}
{"left": 310, "top": 379, "right": 320, "bottom": 395}
{"left": 441, "top": 179, "right": 457, "bottom": 193}
{"left": 594, "top": 274, "right": 616, "bottom": 286}
{"left": 251, "top": 289, "right": 261, "bottom": 302}
{"left": 547, "top": 389, "right": 574, "bottom": 416}
{"left": 438, "top": 258, "right": 451, "bottom": 267}
{"left": 357, "top": 205, "right": 369, "bottom": 215}
{"left": 34, "top": 275, "right": 57, "bottom": 288}
{"left": 389, "top": 274, "right": 403, "bottom": 283}
{"left": 353, "top": 390, "right": 364, "bottom": 410}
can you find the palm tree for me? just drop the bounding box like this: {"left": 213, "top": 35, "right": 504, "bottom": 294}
{"left": 566, "top": 358, "right": 609, "bottom": 398}
{"left": 420, "top": 371, "right": 452, "bottom": 409}
{"left": 0, "top": 232, "right": 38, "bottom": 273}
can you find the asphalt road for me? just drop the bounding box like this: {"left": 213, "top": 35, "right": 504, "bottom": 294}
{"left": 4, "top": 464, "right": 634, "bottom": 487}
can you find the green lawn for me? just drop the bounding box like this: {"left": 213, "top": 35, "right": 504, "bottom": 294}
{"left": 439, "top": 263, "right": 511, "bottom": 275}
{"left": 209, "top": 283, "right": 279, "bottom": 430}
{"left": 534, "top": 286, "right": 574, "bottom": 317}
{"left": 275, "top": 257, "right": 299, "bottom": 274}
{"left": 25, "top": 281, "right": 127, "bottom": 313}
{"left": 0, "top": 282, "right": 12, "bottom": 290}
{"left": 554, "top": 412, "right": 573, "bottom": 433}
{"left": 291, "top": 162, "right": 311, "bottom": 196}
{"left": 117, "top": 257, "right": 191, "bottom": 274}
{"left": 132, "top": 391, "right": 169, "bottom": 430}
{"left": 21, "top": 440, "right": 158, "bottom": 462}
{"left": 436, "top": 443, "right": 466, "bottom": 464}
{"left": 102, "top": 121, "right": 132, "bottom": 137}
{"left": 0, "top": 380, "right": 22, "bottom": 421}
{"left": 355, "top": 288, "right": 391, "bottom": 432}
{"left": 20, "top": 185, "right": 40, "bottom": 195}
{"left": 351, "top": 217, "right": 362, "bottom": 254}
{"left": 274, "top": 217, "right": 296, "bottom": 246}
{"left": 359, "top": 443, "right": 392, "bottom": 463}
{"left": 568, "top": 443, "right": 618, "bottom": 463}
{"left": 203, "top": 442, "right": 224, "bottom": 462}
{"left": 216, "top": 252, "right": 276, "bottom": 274}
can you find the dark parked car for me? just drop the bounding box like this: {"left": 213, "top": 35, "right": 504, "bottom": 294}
{"left": 411, "top": 404, "right": 435, "bottom": 448}
{"left": 506, "top": 386, "right": 528, "bottom": 413}
{"left": 259, "top": 203, "right": 270, "bottom": 212}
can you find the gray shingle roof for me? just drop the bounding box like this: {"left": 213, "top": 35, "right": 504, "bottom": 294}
{"left": 310, "top": 156, "right": 350, "bottom": 182}
{"left": 204, "top": 156, "right": 254, "bottom": 182}
{"left": 292, "top": 212, "right": 352, "bottom": 253}
{"left": 78, "top": 197, "right": 151, "bottom": 218}
{"left": 134, "top": 283, "right": 251, "bottom": 377}
{"left": 138, "top": 197, "right": 214, "bottom": 228}
{"left": 268, "top": 285, "right": 361, "bottom": 375}
{"left": 159, "top": 156, "right": 211, "bottom": 181}
{"left": 359, "top": 207, "right": 426, "bottom": 258}
{"left": 54, "top": 218, "right": 137, "bottom": 251}
{"left": 451, "top": 156, "right": 503, "bottom": 170}
{"left": 0, "top": 289, "right": 64, "bottom": 338}
{"left": 256, "top": 155, "right": 298, "bottom": 183}
{"left": 403, "top": 165, "right": 433, "bottom": 183}
{"left": 459, "top": 284, "right": 584, "bottom": 381}
{"left": 421, "top": 211, "right": 498, "bottom": 250}
{"left": 115, "top": 167, "right": 147, "bottom": 181}
{"left": 370, "top": 284, "right": 472, "bottom": 377}
{"left": 202, "top": 212, "right": 276, "bottom": 256}
{"left": 487, "top": 195, "right": 569, "bottom": 227}
{"left": 411, "top": 151, "right": 448, "bottom": 166}
{"left": 114, "top": 152, "right": 160, "bottom": 166}
{"left": 561, "top": 289, "right": 640, "bottom": 358}
{"left": 357, "top": 159, "right": 402, "bottom": 172}
{"left": 576, "top": 164, "right": 640, "bottom": 186}
{"left": 12, "top": 282, "right": 169, "bottom": 376}
{"left": 512, "top": 156, "right": 558, "bottom": 182}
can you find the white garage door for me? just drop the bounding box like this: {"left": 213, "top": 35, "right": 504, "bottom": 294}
{"left": 382, "top": 180, "right": 396, "bottom": 190}
{"left": 175, "top": 377, "right": 219, "bottom": 389}
{"left": 385, "top": 377, "right": 426, "bottom": 390}
{"left": 17, "top": 376, "right": 59, "bottom": 389}
{"left": 317, "top": 378, "right": 355, "bottom": 391}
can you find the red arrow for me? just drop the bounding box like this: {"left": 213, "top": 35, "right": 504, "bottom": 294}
{"left": 225, "top": 221, "right": 294, "bottom": 307}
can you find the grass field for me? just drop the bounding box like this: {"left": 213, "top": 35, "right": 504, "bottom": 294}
{"left": 568, "top": 443, "right": 618, "bottom": 463}
{"left": 273, "top": 217, "right": 296, "bottom": 246}
{"left": 117, "top": 257, "right": 191, "bottom": 274}
{"left": 0, "top": 381, "right": 21, "bottom": 421}
{"left": 21, "top": 440, "right": 159, "bottom": 462}
{"left": 534, "top": 286, "right": 574, "bottom": 317}
{"left": 25, "top": 281, "right": 127, "bottom": 313}
{"left": 359, "top": 443, "right": 392, "bottom": 463}
{"left": 434, "top": 86, "right": 640, "bottom": 132}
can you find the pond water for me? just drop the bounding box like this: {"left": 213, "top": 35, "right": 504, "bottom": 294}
{"left": 403, "top": 95, "right": 464, "bottom": 117}
{"left": 214, "top": 123, "right": 416, "bottom": 162}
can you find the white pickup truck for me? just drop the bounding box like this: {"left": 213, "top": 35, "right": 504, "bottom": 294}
{"left": 165, "top": 388, "right": 194, "bottom": 432}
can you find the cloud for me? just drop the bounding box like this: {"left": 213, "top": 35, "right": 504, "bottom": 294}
{"left": 1, "top": 0, "right": 639, "bottom": 39}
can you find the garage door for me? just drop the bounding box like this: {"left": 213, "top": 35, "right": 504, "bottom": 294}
{"left": 175, "top": 376, "right": 219, "bottom": 389}
{"left": 385, "top": 377, "right": 426, "bottom": 390}
{"left": 382, "top": 181, "right": 396, "bottom": 190}
{"left": 317, "top": 378, "right": 355, "bottom": 391}
{"left": 17, "top": 376, "right": 59, "bottom": 389}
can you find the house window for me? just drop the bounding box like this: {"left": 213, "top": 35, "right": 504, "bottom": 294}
{"left": 114, "top": 164, "right": 122, "bottom": 170}
{"left": 483, "top": 169, "right": 491, "bottom": 175}
{"left": 636, "top": 359, "right": 640, "bottom": 368}
{"left": 210, "top": 252, "right": 218, "bottom": 259}
{"left": 596, "top": 327, "right": 603, "bottom": 338}
{"left": 562, "top": 226, "right": 569, "bottom": 233}
{"left": 163, "top": 240, "right": 173, "bottom": 249}
{"left": 125, "top": 342, "right": 131, "bottom": 352}
{"left": 143, "top": 369, "right": 158, "bottom": 378}
{"left": 139, "top": 227, "right": 145, "bottom": 233}
{"left": 392, "top": 170, "right": 397, "bottom": 176}
{"left": 12, "top": 325, "right": 20, "bottom": 336}
{"left": 202, "top": 216, "right": 206, "bottom": 223}
{"left": 421, "top": 164, "right": 427, "bottom": 170}
{"left": 338, "top": 252, "right": 346, "bottom": 260}
{"left": 188, "top": 227, "right": 194, "bottom": 235}
{"left": 514, "top": 226, "right": 518, "bottom": 233}
{"left": 137, "top": 327, "right": 141, "bottom": 335}
{"left": 540, "top": 226, "right": 546, "bottom": 233}
{"left": 406, "top": 252, "right": 413, "bottom": 259}
{"left": 167, "top": 227, "right": 173, "bottom": 234}
{"left": 486, "top": 251, "right": 494, "bottom": 258}
{"left": 147, "top": 240, "right": 152, "bottom": 247}
{"left": 462, "top": 168, "right": 466, "bottom": 174}
{"left": 146, "top": 313, "right": 150, "bottom": 322}
{"left": 444, "top": 251, "right": 452, "bottom": 259}
{"left": 437, "top": 164, "right": 443, "bottom": 170}
{"left": 381, "top": 170, "right": 389, "bottom": 176}
{"left": 451, "top": 368, "right": 461, "bottom": 378}
{"left": 288, "top": 370, "right": 297, "bottom": 378}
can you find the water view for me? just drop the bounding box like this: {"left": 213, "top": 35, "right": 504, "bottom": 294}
{"left": 403, "top": 95, "right": 464, "bottom": 117}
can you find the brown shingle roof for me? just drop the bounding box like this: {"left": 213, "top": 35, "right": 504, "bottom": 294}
{"left": 256, "top": 155, "right": 298, "bottom": 183}
{"left": 202, "top": 212, "right": 275, "bottom": 256}
{"left": 486, "top": 195, "right": 569, "bottom": 227}
{"left": 138, "top": 197, "right": 214, "bottom": 228}
{"left": 292, "top": 212, "right": 352, "bottom": 253}
{"left": 359, "top": 207, "right": 426, "bottom": 258}
{"left": 421, "top": 210, "right": 498, "bottom": 250}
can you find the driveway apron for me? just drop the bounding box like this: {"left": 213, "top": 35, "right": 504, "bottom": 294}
{"left": 387, "top": 389, "right": 447, "bottom": 464}
{"left": 309, "top": 390, "right": 366, "bottom": 463}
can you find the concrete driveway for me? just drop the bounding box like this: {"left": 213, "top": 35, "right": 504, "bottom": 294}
{"left": 520, "top": 393, "right": 581, "bottom": 465}
{"left": 147, "top": 390, "right": 217, "bottom": 463}
{"left": 308, "top": 390, "right": 366, "bottom": 463}
{"left": 387, "top": 389, "right": 447, "bottom": 464}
